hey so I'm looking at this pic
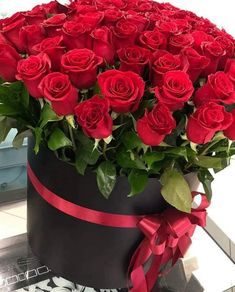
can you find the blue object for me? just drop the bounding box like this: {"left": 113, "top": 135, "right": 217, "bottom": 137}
{"left": 0, "top": 129, "right": 27, "bottom": 201}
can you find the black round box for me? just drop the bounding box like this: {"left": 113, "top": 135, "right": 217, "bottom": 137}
{"left": 27, "top": 138, "right": 167, "bottom": 289}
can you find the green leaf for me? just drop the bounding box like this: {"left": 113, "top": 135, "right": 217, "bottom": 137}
{"left": 121, "top": 131, "right": 142, "bottom": 149}
{"left": 117, "top": 147, "right": 146, "bottom": 170}
{"left": 33, "top": 127, "right": 43, "bottom": 154}
{"left": 164, "top": 147, "right": 188, "bottom": 160}
{"left": 75, "top": 152, "right": 87, "bottom": 175}
{"left": 96, "top": 161, "right": 116, "bottom": 199}
{"left": 0, "top": 104, "right": 21, "bottom": 116}
{"left": 197, "top": 169, "right": 214, "bottom": 201}
{"left": 143, "top": 152, "right": 165, "bottom": 168}
{"left": 128, "top": 169, "right": 148, "bottom": 196}
{"left": 39, "top": 103, "right": 63, "bottom": 128}
{"left": 48, "top": 128, "right": 72, "bottom": 151}
{"left": 160, "top": 169, "right": 192, "bottom": 213}
{"left": 0, "top": 117, "right": 17, "bottom": 143}
{"left": 12, "top": 129, "right": 31, "bottom": 148}
{"left": 21, "top": 84, "right": 29, "bottom": 108}
{"left": 193, "top": 156, "right": 222, "bottom": 169}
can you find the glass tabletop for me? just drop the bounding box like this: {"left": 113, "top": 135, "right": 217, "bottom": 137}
{"left": 0, "top": 234, "right": 176, "bottom": 292}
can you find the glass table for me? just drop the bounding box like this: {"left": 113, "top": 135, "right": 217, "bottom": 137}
{"left": 0, "top": 234, "right": 176, "bottom": 292}
{"left": 0, "top": 233, "right": 234, "bottom": 292}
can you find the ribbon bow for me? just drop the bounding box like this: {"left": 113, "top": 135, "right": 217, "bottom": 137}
{"left": 129, "top": 191, "right": 210, "bottom": 292}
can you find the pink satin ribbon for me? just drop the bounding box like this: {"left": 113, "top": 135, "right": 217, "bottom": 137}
{"left": 27, "top": 163, "right": 209, "bottom": 292}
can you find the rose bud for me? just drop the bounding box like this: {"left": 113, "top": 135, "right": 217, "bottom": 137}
{"left": 61, "top": 48, "right": 103, "bottom": 89}
{"left": 224, "top": 109, "right": 235, "bottom": 140}
{"left": 186, "top": 102, "right": 233, "bottom": 144}
{"left": 32, "top": 36, "right": 65, "bottom": 71}
{"left": 1, "top": 12, "right": 25, "bottom": 51}
{"left": 181, "top": 47, "right": 210, "bottom": 83}
{"left": 19, "top": 24, "right": 45, "bottom": 55}
{"left": 201, "top": 40, "right": 226, "bottom": 76}
{"left": 168, "top": 33, "right": 194, "bottom": 55}
{"left": 137, "top": 103, "right": 176, "bottom": 146}
{"left": 139, "top": 30, "right": 167, "bottom": 52}
{"left": 43, "top": 13, "right": 66, "bottom": 37}
{"left": 98, "top": 69, "right": 145, "bottom": 113}
{"left": 111, "top": 19, "right": 138, "bottom": 50}
{"left": 150, "top": 50, "right": 189, "bottom": 86}
{"left": 16, "top": 53, "right": 51, "bottom": 98}
{"left": 76, "top": 11, "right": 104, "bottom": 31}
{"left": 154, "top": 70, "right": 194, "bottom": 111}
{"left": 117, "top": 45, "right": 150, "bottom": 75}
{"left": 194, "top": 72, "right": 235, "bottom": 106}
{"left": 225, "top": 58, "right": 235, "bottom": 85}
{"left": 39, "top": 72, "right": 79, "bottom": 116}
{"left": 91, "top": 26, "right": 115, "bottom": 65}
{"left": 75, "top": 95, "right": 113, "bottom": 139}
{"left": 62, "top": 20, "right": 92, "bottom": 50}
{"left": 0, "top": 44, "right": 21, "bottom": 82}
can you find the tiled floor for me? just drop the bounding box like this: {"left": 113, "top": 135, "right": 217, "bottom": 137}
{"left": 0, "top": 201, "right": 26, "bottom": 240}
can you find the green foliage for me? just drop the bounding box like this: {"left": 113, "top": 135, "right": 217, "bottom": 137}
{"left": 160, "top": 168, "right": 192, "bottom": 213}
{"left": 96, "top": 161, "right": 116, "bottom": 199}
{"left": 128, "top": 169, "right": 148, "bottom": 196}
{"left": 48, "top": 128, "right": 72, "bottom": 151}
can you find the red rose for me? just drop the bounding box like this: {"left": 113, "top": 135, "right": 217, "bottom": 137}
{"left": 1, "top": 12, "right": 25, "bottom": 51}
{"left": 154, "top": 70, "right": 194, "bottom": 111}
{"left": 0, "top": 33, "right": 8, "bottom": 45}
{"left": 117, "top": 45, "right": 150, "bottom": 75}
{"left": 154, "top": 21, "right": 178, "bottom": 38}
{"left": 126, "top": 12, "right": 149, "bottom": 32}
{"left": 173, "top": 19, "right": 192, "bottom": 34}
{"left": 61, "top": 48, "right": 103, "bottom": 89}
{"left": 128, "top": 0, "right": 153, "bottom": 12}
{"left": 150, "top": 50, "right": 189, "bottom": 86}
{"left": 96, "top": 0, "right": 126, "bottom": 10}
{"left": 194, "top": 72, "right": 235, "bottom": 106}
{"left": 19, "top": 24, "right": 45, "bottom": 54}
{"left": 39, "top": 72, "right": 79, "bottom": 116}
{"left": 91, "top": 26, "right": 115, "bottom": 65}
{"left": 97, "top": 69, "right": 145, "bottom": 113}
{"left": 186, "top": 102, "right": 233, "bottom": 144}
{"left": 75, "top": 95, "right": 113, "bottom": 139}
{"left": 191, "top": 30, "right": 214, "bottom": 53}
{"left": 201, "top": 40, "right": 225, "bottom": 76}
{"left": 139, "top": 30, "right": 167, "bottom": 52}
{"left": 225, "top": 58, "right": 235, "bottom": 85}
{"left": 102, "top": 9, "right": 123, "bottom": 27}
{"left": 224, "top": 109, "right": 235, "bottom": 140}
{"left": 75, "top": 12, "right": 104, "bottom": 31}
{"left": 43, "top": 14, "right": 66, "bottom": 37}
{"left": 181, "top": 47, "right": 210, "bottom": 83}
{"left": 112, "top": 19, "right": 138, "bottom": 50}
{"left": 137, "top": 103, "right": 176, "bottom": 146}
{"left": 168, "top": 33, "right": 194, "bottom": 54}
{"left": 0, "top": 44, "right": 21, "bottom": 82}
{"left": 62, "top": 20, "right": 92, "bottom": 50}
{"left": 23, "top": 6, "right": 46, "bottom": 25}
{"left": 32, "top": 36, "right": 65, "bottom": 71}
{"left": 215, "top": 36, "right": 235, "bottom": 70}
{"left": 16, "top": 53, "right": 51, "bottom": 98}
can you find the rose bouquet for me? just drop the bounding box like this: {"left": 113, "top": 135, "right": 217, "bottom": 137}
{"left": 0, "top": 0, "right": 235, "bottom": 290}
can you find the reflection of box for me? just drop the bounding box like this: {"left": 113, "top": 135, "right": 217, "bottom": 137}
{"left": 0, "top": 130, "right": 27, "bottom": 203}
